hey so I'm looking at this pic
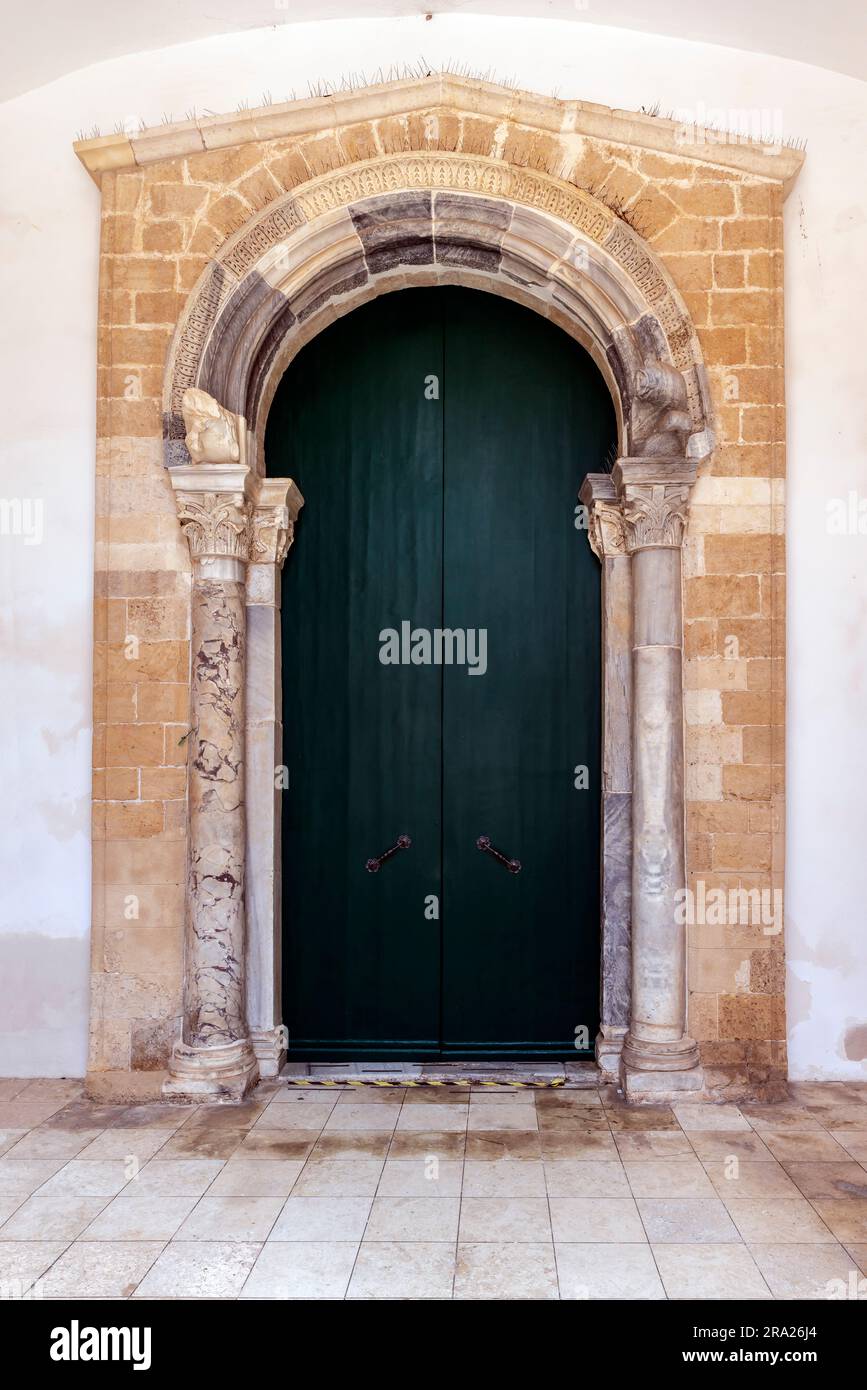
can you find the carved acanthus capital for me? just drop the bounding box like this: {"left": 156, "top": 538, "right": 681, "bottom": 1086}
{"left": 620, "top": 484, "right": 691, "bottom": 552}
{"left": 590, "top": 502, "right": 627, "bottom": 559}
{"left": 173, "top": 484, "right": 252, "bottom": 562}
{"left": 612, "top": 458, "right": 697, "bottom": 553}
{"left": 249, "top": 478, "right": 305, "bottom": 567}
{"left": 578, "top": 473, "right": 627, "bottom": 560}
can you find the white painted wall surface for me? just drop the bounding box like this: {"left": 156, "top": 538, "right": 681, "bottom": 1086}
{"left": 1, "top": 12, "right": 864, "bottom": 1077}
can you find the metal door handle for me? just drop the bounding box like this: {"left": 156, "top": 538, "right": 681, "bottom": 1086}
{"left": 476, "top": 835, "right": 521, "bottom": 874}
{"left": 366, "top": 834, "right": 411, "bottom": 873}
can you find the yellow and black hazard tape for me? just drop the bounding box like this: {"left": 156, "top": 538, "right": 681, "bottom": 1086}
{"left": 284, "top": 1076, "right": 566, "bottom": 1089}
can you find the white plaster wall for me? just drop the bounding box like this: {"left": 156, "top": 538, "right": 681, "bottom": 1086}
{"left": 1, "top": 12, "right": 864, "bottom": 1077}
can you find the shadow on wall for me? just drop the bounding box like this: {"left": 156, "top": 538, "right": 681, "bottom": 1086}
{"left": 0, "top": 934, "right": 89, "bottom": 1077}
{"left": 843, "top": 1024, "right": 867, "bottom": 1063}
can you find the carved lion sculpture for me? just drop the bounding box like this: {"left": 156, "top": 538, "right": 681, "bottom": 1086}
{"left": 181, "top": 388, "right": 242, "bottom": 465}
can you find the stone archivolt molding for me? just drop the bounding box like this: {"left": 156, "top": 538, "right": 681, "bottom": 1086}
{"left": 290, "top": 155, "right": 614, "bottom": 240}
{"left": 162, "top": 151, "right": 715, "bottom": 477}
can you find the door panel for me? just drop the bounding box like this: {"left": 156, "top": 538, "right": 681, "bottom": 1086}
{"left": 268, "top": 287, "right": 614, "bottom": 1060}
{"left": 440, "top": 290, "right": 611, "bottom": 1056}
{"left": 268, "top": 293, "right": 444, "bottom": 1057}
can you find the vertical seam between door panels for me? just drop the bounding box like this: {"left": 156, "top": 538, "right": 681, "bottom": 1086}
{"left": 438, "top": 290, "right": 446, "bottom": 1056}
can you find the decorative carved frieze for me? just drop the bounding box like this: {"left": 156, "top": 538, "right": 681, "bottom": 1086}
{"left": 279, "top": 155, "right": 618, "bottom": 256}
{"left": 168, "top": 269, "right": 231, "bottom": 433}
{"left": 223, "top": 204, "right": 305, "bottom": 280}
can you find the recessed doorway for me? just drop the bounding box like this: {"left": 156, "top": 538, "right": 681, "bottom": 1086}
{"left": 266, "top": 287, "right": 616, "bottom": 1060}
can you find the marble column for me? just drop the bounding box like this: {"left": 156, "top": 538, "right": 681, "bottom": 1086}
{"left": 615, "top": 458, "right": 703, "bottom": 1096}
{"left": 245, "top": 480, "right": 304, "bottom": 1077}
{"left": 163, "top": 388, "right": 297, "bottom": 1101}
{"left": 580, "top": 473, "right": 632, "bottom": 1082}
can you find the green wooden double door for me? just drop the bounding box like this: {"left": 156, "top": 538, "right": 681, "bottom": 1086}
{"left": 266, "top": 287, "right": 615, "bottom": 1060}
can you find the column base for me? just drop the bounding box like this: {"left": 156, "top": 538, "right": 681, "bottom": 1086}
{"left": 621, "top": 1032, "right": 703, "bottom": 1099}
{"left": 162, "top": 1037, "right": 259, "bottom": 1103}
{"left": 250, "top": 1027, "right": 287, "bottom": 1079}
{"left": 621, "top": 1064, "right": 704, "bottom": 1098}
{"left": 595, "top": 1025, "right": 627, "bottom": 1083}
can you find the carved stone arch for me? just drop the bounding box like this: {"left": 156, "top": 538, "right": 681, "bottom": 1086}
{"left": 160, "top": 147, "right": 712, "bottom": 1099}
{"left": 162, "top": 152, "right": 715, "bottom": 480}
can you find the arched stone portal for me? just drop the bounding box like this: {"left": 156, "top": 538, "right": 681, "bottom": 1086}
{"left": 161, "top": 149, "right": 712, "bottom": 1099}
{"left": 79, "top": 74, "right": 798, "bottom": 1103}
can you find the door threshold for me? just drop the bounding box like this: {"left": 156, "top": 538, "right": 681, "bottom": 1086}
{"left": 280, "top": 1060, "right": 600, "bottom": 1089}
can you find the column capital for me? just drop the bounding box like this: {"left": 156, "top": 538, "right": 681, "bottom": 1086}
{"left": 171, "top": 388, "right": 253, "bottom": 565}
{"left": 170, "top": 471, "right": 253, "bottom": 563}
{"left": 578, "top": 473, "right": 627, "bottom": 560}
{"left": 249, "top": 476, "right": 305, "bottom": 567}
{"left": 172, "top": 391, "right": 306, "bottom": 570}
{"left": 613, "top": 457, "right": 698, "bottom": 553}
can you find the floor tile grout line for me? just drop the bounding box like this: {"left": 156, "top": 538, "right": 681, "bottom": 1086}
{"left": 343, "top": 1189, "right": 376, "bottom": 1300}
{"left": 235, "top": 1180, "right": 295, "bottom": 1298}
{"left": 452, "top": 1118, "right": 468, "bottom": 1300}
{"left": 119, "top": 1235, "right": 172, "bottom": 1301}
{"left": 0, "top": 1186, "right": 30, "bottom": 1230}
{"left": 542, "top": 1099, "right": 561, "bottom": 1298}
{"left": 641, "top": 1116, "right": 691, "bottom": 1301}
{"left": 17, "top": 1231, "right": 78, "bottom": 1297}
{"left": 454, "top": 1095, "right": 471, "bottom": 1261}
{"left": 344, "top": 1091, "right": 466, "bottom": 1298}
{"left": 166, "top": 1143, "right": 243, "bottom": 1239}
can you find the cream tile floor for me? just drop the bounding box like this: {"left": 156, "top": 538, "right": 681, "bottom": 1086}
{"left": 0, "top": 1077, "right": 866, "bottom": 1300}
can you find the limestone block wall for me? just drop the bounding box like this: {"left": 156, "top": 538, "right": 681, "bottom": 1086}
{"left": 91, "top": 431, "right": 190, "bottom": 1092}
{"left": 83, "top": 77, "right": 792, "bottom": 1099}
